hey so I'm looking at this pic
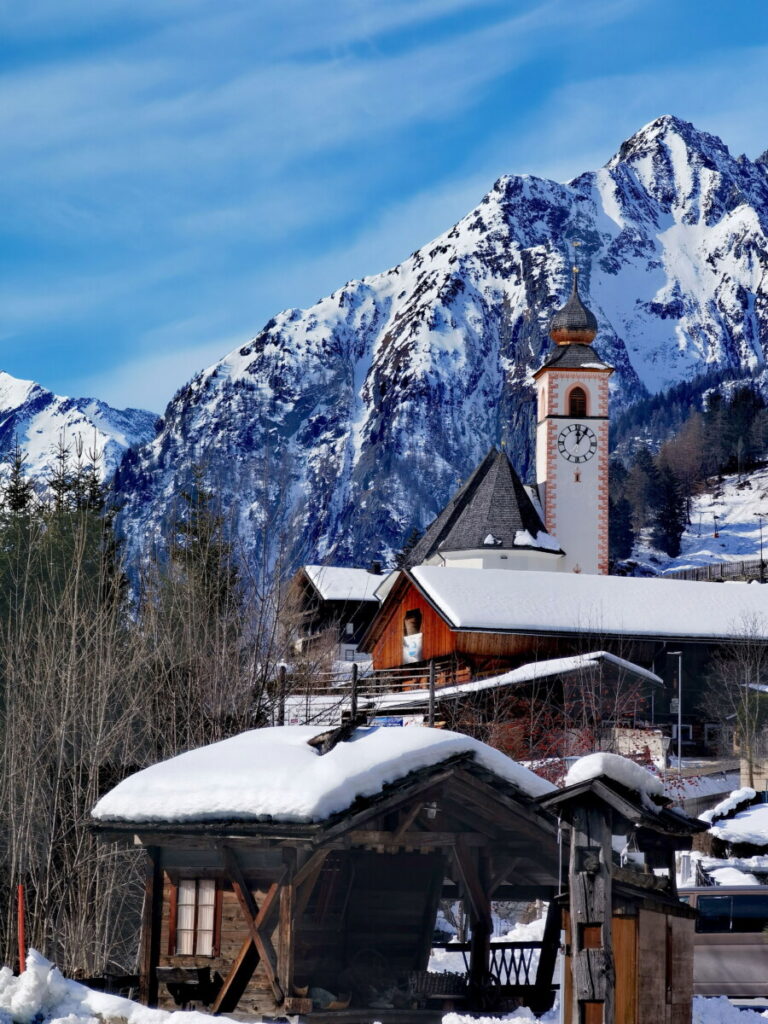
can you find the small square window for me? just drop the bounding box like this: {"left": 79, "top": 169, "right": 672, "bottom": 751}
{"left": 344, "top": 649, "right": 356, "bottom": 662}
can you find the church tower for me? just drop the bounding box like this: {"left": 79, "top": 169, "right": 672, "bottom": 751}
{"left": 534, "top": 264, "right": 613, "bottom": 574}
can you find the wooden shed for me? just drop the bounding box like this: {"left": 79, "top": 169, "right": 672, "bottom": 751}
{"left": 93, "top": 724, "right": 564, "bottom": 1022}
{"left": 539, "top": 755, "right": 707, "bottom": 1024}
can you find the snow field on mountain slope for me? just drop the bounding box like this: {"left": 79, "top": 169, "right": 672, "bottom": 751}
{"left": 655, "top": 464, "right": 768, "bottom": 572}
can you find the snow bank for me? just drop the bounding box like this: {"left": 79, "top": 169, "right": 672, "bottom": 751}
{"left": 93, "top": 725, "right": 554, "bottom": 824}
{"left": 0, "top": 950, "right": 213, "bottom": 1024}
{"left": 564, "top": 752, "right": 665, "bottom": 800}
{"left": 444, "top": 998, "right": 768, "bottom": 1024}
{"left": 4, "top": 952, "right": 765, "bottom": 1024}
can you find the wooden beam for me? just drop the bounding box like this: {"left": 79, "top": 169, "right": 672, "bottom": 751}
{"left": 138, "top": 847, "right": 163, "bottom": 1006}
{"left": 278, "top": 883, "right": 295, "bottom": 1003}
{"left": 294, "top": 850, "right": 331, "bottom": 923}
{"left": 316, "top": 769, "right": 457, "bottom": 843}
{"left": 393, "top": 801, "right": 424, "bottom": 842}
{"left": 347, "top": 830, "right": 488, "bottom": 848}
{"left": 221, "top": 845, "right": 285, "bottom": 1003}
{"left": 529, "top": 898, "right": 561, "bottom": 1016}
{"left": 293, "top": 847, "right": 331, "bottom": 889}
{"left": 568, "top": 802, "right": 615, "bottom": 1024}
{"left": 211, "top": 937, "right": 261, "bottom": 1014}
{"left": 452, "top": 836, "right": 491, "bottom": 929}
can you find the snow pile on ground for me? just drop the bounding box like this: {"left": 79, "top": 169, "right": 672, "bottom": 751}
{"left": 93, "top": 725, "right": 554, "bottom": 824}
{"left": 700, "top": 787, "right": 756, "bottom": 824}
{"left": 564, "top": 752, "right": 665, "bottom": 800}
{"left": 443, "top": 1008, "right": 558, "bottom": 1024}
{"left": 692, "top": 996, "right": 768, "bottom": 1022}
{"left": 444, "top": 998, "right": 768, "bottom": 1023}
{"left": 0, "top": 950, "right": 213, "bottom": 1024}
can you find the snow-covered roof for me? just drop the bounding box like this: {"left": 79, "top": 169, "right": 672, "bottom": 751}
{"left": 366, "top": 652, "right": 661, "bottom": 712}
{"left": 303, "top": 565, "right": 382, "bottom": 602}
{"left": 405, "top": 449, "right": 562, "bottom": 566}
{"left": 564, "top": 752, "right": 666, "bottom": 800}
{"left": 92, "top": 725, "right": 555, "bottom": 825}
{"left": 701, "top": 788, "right": 768, "bottom": 848}
{"left": 409, "top": 565, "right": 768, "bottom": 640}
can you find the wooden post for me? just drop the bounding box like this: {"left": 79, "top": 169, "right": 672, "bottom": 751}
{"left": 468, "top": 848, "right": 491, "bottom": 997}
{"left": 16, "top": 883, "right": 25, "bottom": 974}
{"left": 350, "top": 661, "right": 358, "bottom": 720}
{"left": 277, "top": 664, "right": 286, "bottom": 726}
{"left": 138, "top": 847, "right": 163, "bottom": 1006}
{"left": 428, "top": 658, "right": 435, "bottom": 727}
{"left": 278, "top": 883, "right": 295, "bottom": 1000}
{"left": 568, "top": 803, "right": 614, "bottom": 1024}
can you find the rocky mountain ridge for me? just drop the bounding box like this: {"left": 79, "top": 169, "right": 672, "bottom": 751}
{"left": 114, "top": 115, "right": 768, "bottom": 570}
{"left": 0, "top": 371, "right": 156, "bottom": 482}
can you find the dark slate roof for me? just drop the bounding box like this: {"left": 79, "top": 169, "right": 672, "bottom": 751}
{"left": 536, "top": 344, "right": 612, "bottom": 372}
{"left": 405, "top": 449, "right": 562, "bottom": 567}
{"left": 548, "top": 273, "right": 598, "bottom": 343}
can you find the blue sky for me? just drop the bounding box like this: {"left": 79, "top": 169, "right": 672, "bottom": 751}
{"left": 1, "top": 1, "right": 767, "bottom": 413}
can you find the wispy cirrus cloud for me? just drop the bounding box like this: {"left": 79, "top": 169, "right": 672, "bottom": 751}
{"left": 1, "top": 0, "right": 764, "bottom": 412}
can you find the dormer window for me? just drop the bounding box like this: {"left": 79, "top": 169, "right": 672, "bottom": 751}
{"left": 569, "top": 386, "right": 587, "bottom": 417}
{"left": 403, "top": 609, "right": 422, "bottom": 636}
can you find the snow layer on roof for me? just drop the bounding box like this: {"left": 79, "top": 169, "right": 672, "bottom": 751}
{"left": 513, "top": 529, "right": 562, "bottom": 552}
{"left": 708, "top": 802, "right": 768, "bottom": 848}
{"left": 410, "top": 565, "right": 768, "bottom": 640}
{"left": 565, "top": 752, "right": 665, "bottom": 799}
{"left": 304, "top": 565, "right": 381, "bottom": 602}
{"left": 367, "top": 652, "right": 661, "bottom": 712}
{"left": 700, "top": 787, "right": 756, "bottom": 823}
{"left": 92, "top": 725, "right": 554, "bottom": 824}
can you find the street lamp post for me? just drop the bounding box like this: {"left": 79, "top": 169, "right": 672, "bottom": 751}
{"left": 754, "top": 512, "right": 766, "bottom": 583}
{"left": 667, "top": 650, "right": 683, "bottom": 777}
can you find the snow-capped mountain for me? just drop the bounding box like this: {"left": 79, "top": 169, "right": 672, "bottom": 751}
{"left": 0, "top": 371, "right": 157, "bottom": 481}
{"left": 115, "top": 115, "right": 768, "bottom": 569}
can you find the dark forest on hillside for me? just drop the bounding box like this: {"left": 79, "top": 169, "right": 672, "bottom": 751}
{"left": 609, "top": 376, "right": 768, "bottom": 563}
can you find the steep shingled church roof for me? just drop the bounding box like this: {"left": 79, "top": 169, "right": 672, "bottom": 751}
{"left": 405, "top": 448, "right": 562, "bottom": 567}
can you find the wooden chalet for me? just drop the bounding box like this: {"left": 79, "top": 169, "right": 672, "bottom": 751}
{"left": 360, "top": 564, "right": 768, "bottom": 754}
{"left": 292, "top": 565, "right": 383, "bottom": 663}
{"left": 93, "top": 725, "right": 563, "bottom": 1023}
{"left": 540, "top": 755, "right": 707, "bottom": 1024}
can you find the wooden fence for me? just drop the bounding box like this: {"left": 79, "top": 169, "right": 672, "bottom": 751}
{"left": 662, "top": 559, "right": 767, "bottom": 583}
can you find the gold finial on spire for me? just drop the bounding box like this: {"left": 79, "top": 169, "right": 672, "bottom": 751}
{"left": 548, "top": 240, "right": 597, "bottom": 345}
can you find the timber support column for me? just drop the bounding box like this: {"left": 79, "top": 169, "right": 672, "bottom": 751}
{"left": 139, "top": 846, "right": 163, "bottom": 1006}
{"left": 569, "top": 802, "right": 614, "bottom": 1024}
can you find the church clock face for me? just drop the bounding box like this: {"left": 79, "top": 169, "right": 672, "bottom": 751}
{"left": 558, "top": 423, "right": 597, "bottom": 463}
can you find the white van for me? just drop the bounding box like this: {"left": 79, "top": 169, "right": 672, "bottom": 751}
{"left": 679, "top": 887, "right": 768, "bottom": 1006}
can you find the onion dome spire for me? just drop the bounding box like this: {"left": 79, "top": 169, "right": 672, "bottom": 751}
{"left": 548, "top": 258, "right": 598, "bottom": 347}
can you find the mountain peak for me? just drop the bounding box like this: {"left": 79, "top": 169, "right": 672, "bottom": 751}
{"left": 0, "top": 370, "right": 156, "bottom": 480}
{"left": 612, "top": 114, "right": 733, "bottom": 169}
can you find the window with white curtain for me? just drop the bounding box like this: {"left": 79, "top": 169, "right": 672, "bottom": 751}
{"left": 175, "top": 879, "right": 216, "bottom": 956}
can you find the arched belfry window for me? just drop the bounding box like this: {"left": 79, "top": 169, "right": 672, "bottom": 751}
{"left": 569, "top": 386, "right": 587, "bottom": 417}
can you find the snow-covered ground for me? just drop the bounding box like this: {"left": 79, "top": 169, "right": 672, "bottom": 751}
{"left": 2, "top": 949, "right": 765, "bottom": 1024}
{"left": 649, "top": 465, "right": 768, "bottom": 573}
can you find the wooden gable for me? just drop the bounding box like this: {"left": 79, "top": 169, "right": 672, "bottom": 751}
{"left": 365, "top": 577, "right": 456, "bottom": 669}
